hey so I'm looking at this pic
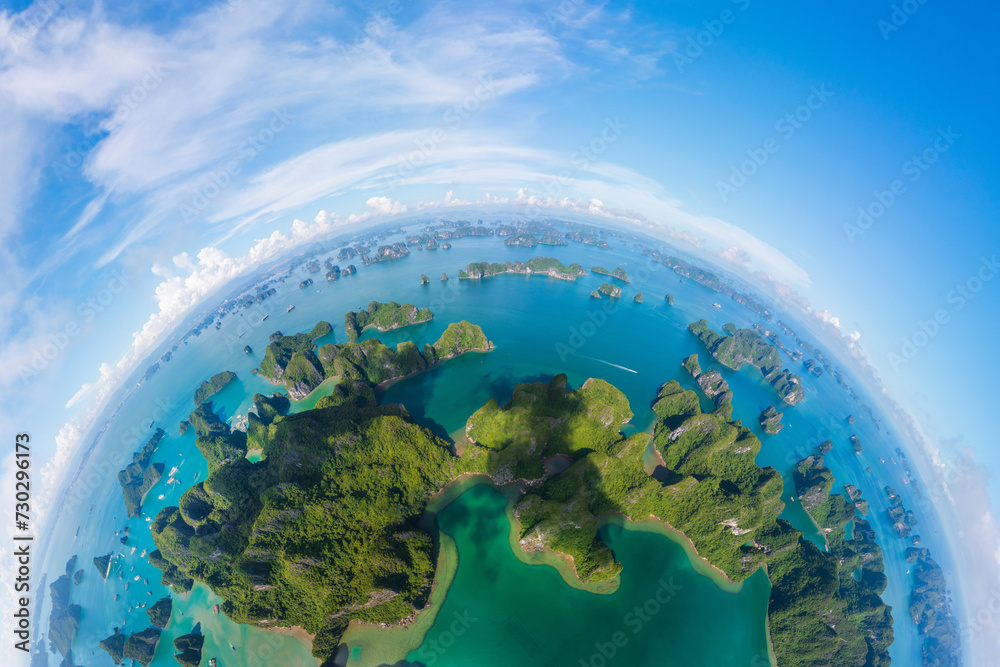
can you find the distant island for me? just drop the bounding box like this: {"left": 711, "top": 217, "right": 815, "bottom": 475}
{"left": 458, "top": 257, "right": 586, "bottom": 281}
{"left": 597, "top": 282, "right": 621, "bottom": 298}
{"left": 591, "top": 266, "right": 630, "bottom": 282}
{"left": 117, "top": 429, "right": 166, "bottom": 517}
{"left": 344, "top": 301, "right": 433, "bottom": 341}
{"left": 688, "top": 319, "right": 805, "bottom": 405}
{"left": 193, "top": 370, "right": 236, "bottom": 405}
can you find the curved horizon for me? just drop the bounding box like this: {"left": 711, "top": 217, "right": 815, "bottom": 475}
{"left": 2, "top": 2, "right": 997, "bottom": 666}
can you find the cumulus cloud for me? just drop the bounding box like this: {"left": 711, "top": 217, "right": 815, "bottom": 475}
{"left": 718, "top": 245, "right": 751, "bottom": 265}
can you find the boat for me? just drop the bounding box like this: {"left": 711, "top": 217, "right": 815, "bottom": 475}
{"left": 712, "top": 302, "right": 721, "bottom": 308}
{"left": 210, "top": 660, "right": 217, "bottom": 667}
{"left": 286, "top": 305, "right": 295, "bottom": 313}
{"left": 213, "top": 604, "right": 220, "bottom": 614}
{"left": 890, "top": 457, "right": 897, "bottom": 464}
{"left": 261, "top": 314, "right": 269, "bottom": 322}
{"left": 879, "top": 457, "right": 885, "bottom": 463}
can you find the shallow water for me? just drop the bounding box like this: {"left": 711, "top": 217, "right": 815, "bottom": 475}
{"left": 398, "top": 484, "right": 772, "bottom": 667}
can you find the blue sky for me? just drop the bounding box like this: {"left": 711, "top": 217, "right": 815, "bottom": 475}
{"left": 1, "top": 0, "right": 998, "bottom": 660}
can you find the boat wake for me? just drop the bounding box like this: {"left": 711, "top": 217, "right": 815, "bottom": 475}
{"left": 580, "top": 356, "right": 638, "bottom": 373}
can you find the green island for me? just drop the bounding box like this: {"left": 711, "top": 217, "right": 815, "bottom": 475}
{"left": 420, "top": 274, "right": 430, "bottom": 284}
{"left": 123, "top": 626, "right": 161, "bottom": 666}
{"left": 633, "top": 291, "right": 643, "bottom": 303}
{"left": 193, "top": 370, "right": 237, "bottom": 405}
{"left": 665, "top": 293, "right": 674, "bottom": 305}
{"left": 884, "top": 489, "right": 960, "bottom": 664}
{"left": 597, "top": 282, "right": 621, "bottom": 298}
{"left": 759, "top": 406, "right": 784, "bottom": 434}
{"left": 173, "top": 632, "right": 204, "bottom": 667}
{"left": 99, "top": 628, "right": 126, "bottom": 664}
{"left": 689, "top": 319, "right": 805, "bottom": 405}
{"left": 683, "top": 353, "right": 733, "bottom": 418}
{"left": 794, "top": 456, "right": 858, "bottom": 533}
{"left": 504, "top": 232, "right": 539, "bottom": 247}
{"left": 149, "top": 319, "right": 494, "bottom": 664}
{"left": 343, "top": 300, "right": 432, "bottom": 341}
{"left": 146, "top": 596, "right": 172, "bottom": 628}
{"left": 458, "top": 257, "right": 586, "bottom": 280}
{"left": 905, "top": 547, "right": 961, "bottom": 667}
{"left": 591, "top": 266, "right": 630, "bottom": 282}
{"left": 148, "top": 310, "right": 898, "bottom": 667}
{"left": 46, "top": 556, "right": 82, "bottom": 664}
{"left": 118, "top": 428, "right": 166, "bottom": 517}
{"left": 257, "top": 321, "right": 333, "bottom": 398}
{"left": 503, "top": 232, "right": 569, "bottom": 247}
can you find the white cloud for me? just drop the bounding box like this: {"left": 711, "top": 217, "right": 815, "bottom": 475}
{"left": 718, "top": 245, "right": 751, "bottom": 265}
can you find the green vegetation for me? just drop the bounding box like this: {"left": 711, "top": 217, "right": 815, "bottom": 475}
{"left": 590, "top": 290, "right": 601, "bottom": 298}
{"left": 123, "top": 627, "right": 161, "bottom": 666}
{"left": 258, "top": 321, "right": 332, "bottom": 382}
{"left": 759, "top": 406, "right": 784, "bottom": 434}
{"left": 193, "top": 370, "right": 237, "bottom": 405}
{"left": 118, "top": 428, "right": 166, "bottom": 517}
{"left": 633, "top": 292, "right": 643, "bottom": 303}
{"left": 173, "top": 632, "right": 204, "bottom": 667}
{"left": 458, "top": 257, "right": 586, "bottom": 280}
{"left": 100, "top": 629, "right": 126, "bottom": 664}
{"left": 148, "top": 549, "right": 193, "bottom": 593}
{"left": 665, "top": 293, "right": 674, "bottom": 305}
{"left": 420, "top": 274, "right": 430, "bottom": 284}
{"left": 906, "top": 548, "right": 961, "bottom": 667}
{"left": 851, "top": 434, "right": 863, "bottom": 453}
{"left": 504, "top": 233, "right": 539, "bottom": 247}
{"left": 794, "top": 456, "right": 857, "bottom": 532}
{"left": 344, "top": 301, "right": 432, "bottom": 341}
{"left": 93, "top": 553, "right": 113, "bottom": 579}
{"left": 689, "top": 319, "right": 805, "bottom": 405}
{"left": 153, "top": 309, "right": 891, "bottom": 667}
{"left": 147, "top": 596, "right": 172, "bottom": 628}
{"left": 152, "top": 318, "right": 496, "bottom": 665}
{"left": 47, "top": 557, "right": 81, "bottom": 662}
{"left": 591, "top": 266, "right": 630, "bottom": 282}
{"left": 597, "top": 282, "right": 621, "bottom": 298}
{"left": 682, "top": 353, "right": 701, "bottom": 377}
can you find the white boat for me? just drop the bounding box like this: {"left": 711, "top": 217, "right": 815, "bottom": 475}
{"left": 712, "top": 303, "right": 722, "bottom": 308}
{"left": 286, "top": 305, "right": 295, "bottom": 313}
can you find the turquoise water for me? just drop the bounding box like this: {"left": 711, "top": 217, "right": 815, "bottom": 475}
{"left": 41, "top": 229, "right": 927, "bottom": 666}
{"left": 403, "top": 485, "right": 772, "bottom": 667}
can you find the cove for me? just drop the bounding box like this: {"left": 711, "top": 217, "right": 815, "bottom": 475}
{"left": 342, "top": 483, "right": 773, "bottom": 667}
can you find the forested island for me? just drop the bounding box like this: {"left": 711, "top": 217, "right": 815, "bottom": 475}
{"left": 150, "top": 317, "right": 494, "bottom": 664}
{"left": 597, "top": 282, "right": 621, "bottom": 298}
{"left": 759, "top": 406, "right": 784, "bottom": 434}
{"left": 458, "top": 257, "right": 586, "bottom": 280}
{"left": 689, "top": 319, "right": 805, "bottom": 405}
{"left": 193, "top": 370, "right": 236, "bottom": 405}
{"left": 150, "top": 310, "right": 894, "bottom": 667}
{"left": 344, "top": 301, "right": 433, "bottom": 341}
{"left": 117, "top": 428, "right": 166, "bottom": 517}
{"left": 47, "top": 556, "right": 82, "bottom": 666}
{"left": 591, "top": 266, "right": 630, "bottom": 282}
